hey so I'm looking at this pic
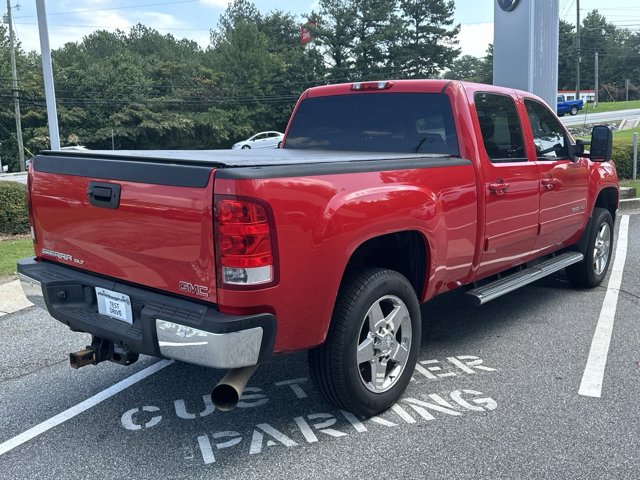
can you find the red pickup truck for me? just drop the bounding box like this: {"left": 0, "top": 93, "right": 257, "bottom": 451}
{"left": 18, "top": 80, "right": 618, "bottom": 417}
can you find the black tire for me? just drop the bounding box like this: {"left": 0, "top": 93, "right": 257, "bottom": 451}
{"left": 241, "top": 145, "right": 251, "bottom": 149}
{"left": 308, "top": 268, "right": 421, "bottom": 418}
{"left": 570, "top": 105, "right": 579, "bottom": 115}
{"left": 566, "top": 207, "right": 614, "bottom": 287}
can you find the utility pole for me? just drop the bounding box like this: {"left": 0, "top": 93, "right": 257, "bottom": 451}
{"left": 594, "top": 52, "right": 598, "bottom": 108}
{"left": 575, "top": 0, "right": 581, "bottom": 100}
{"left": 626, "top": 79, "right": 630, "bottom": 105}
{"left": 5, "top": 0, "right": 25, "bottom": 171}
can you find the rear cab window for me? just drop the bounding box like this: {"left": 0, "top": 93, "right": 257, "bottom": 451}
{"left": 284, "top": 93, "right": 459, "bottom": 156}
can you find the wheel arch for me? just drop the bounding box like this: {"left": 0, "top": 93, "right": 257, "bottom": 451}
{"left": 594, "top": 186, "right": 618, "bottom": 222}
{"left": 574, "top": 187, "right": 618, "bottom": 255}
{"left": 339, "top": 230, "right": 430, "bottom": 301}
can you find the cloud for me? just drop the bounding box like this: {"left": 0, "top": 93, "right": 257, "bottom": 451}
{"left": 457, "top": 22, "right": 494, "bottom": 58}
{"left": 140, "top": 12, "right": 187, "bottom": 29}
{"left": 75, "top": 10, "right": 131, "bottom": 30}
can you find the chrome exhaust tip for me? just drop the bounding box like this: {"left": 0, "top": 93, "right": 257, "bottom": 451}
{"left": 211, "top": 365, "right": 258, "bottom": 411}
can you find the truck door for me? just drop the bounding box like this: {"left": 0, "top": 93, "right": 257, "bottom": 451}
{"left": 474, "top": 92, "right": 540, "bottom": 279}
{"left": 522, "top": 99, "right": 589, "bottom": 253}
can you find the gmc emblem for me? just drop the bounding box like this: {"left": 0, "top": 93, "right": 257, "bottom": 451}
{"left": 179, "top": 281, "right": 210, "bottom": 297}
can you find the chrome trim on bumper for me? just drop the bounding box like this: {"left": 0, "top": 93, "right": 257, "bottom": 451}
{"left": 155, "top": 319, "right": 263, "bottom": 369}
{"left": 18, "top": 273, "right": 46, "bottom": 311}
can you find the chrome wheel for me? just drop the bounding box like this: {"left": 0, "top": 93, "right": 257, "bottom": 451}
{"left": 357, "top": 295, "right": 412, "bottom": 393}
{"left": 593, "top": 222, "right": 611, "bottom": 276}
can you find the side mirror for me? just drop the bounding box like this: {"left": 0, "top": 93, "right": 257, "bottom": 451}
{"left": 590, "top": 125, "right": 613, "bottom": 162}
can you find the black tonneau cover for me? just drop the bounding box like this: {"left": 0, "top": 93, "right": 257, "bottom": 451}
{"left": 34, "top": 150, "right": 469, "bottom": 187}
{"left": 40, "top": 149, "right": 443, "bottom": 168}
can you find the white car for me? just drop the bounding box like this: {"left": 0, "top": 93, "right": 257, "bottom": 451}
{"left": 232, "top": 131, "right": 284, "bottom": 150}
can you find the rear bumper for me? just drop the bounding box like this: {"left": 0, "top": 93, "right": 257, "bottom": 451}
{"left": 17, "top": 257, "right": 276, "bottom": 369}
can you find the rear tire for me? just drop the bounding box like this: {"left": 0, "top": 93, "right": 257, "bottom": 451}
{"left": 308, "top": 268, "right": 421, "bottom": 418}
{"left": 566, "top": 207, "right": 613, "bottom": 287}
{"left": 570, "top": 105, "right": 579, "bottom": 115}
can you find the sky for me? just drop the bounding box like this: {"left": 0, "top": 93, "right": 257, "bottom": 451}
{"left": 6, "top": 0, "right": 640, "bottom": 59}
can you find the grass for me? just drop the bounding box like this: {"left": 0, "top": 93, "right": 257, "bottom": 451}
{"left": 0, "top": 238, "right": 33, "bottom": 279}
{"left": 581, "top": 100, "right": 640, "bottom": 114}
{"left": 613, "top": 128, "right": 640, "bottom": 143}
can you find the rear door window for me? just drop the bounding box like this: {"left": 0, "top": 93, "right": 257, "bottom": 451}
{"left": 474, "top": 92, "right": 527, "bottom": 162}
{"left": 285, "top": 93, "right": 459, "bottom": 155}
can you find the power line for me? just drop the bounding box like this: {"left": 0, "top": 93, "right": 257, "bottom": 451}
{"left": 13, "top": 21, "right": 212, "bottom": 32}
{"left": 13, "top": 0, "right": 200, "bottom": 19}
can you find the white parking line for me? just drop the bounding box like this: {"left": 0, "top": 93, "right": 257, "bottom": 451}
{"left": 578, "top": 215, "right": 630, "bottom": 398}
{"left": 0, "top": 359, "right": 173, "bottom": 457}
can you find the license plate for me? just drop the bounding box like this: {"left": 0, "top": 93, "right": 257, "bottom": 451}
{"left": 95, "top": 287, "right": 133, "bottom": 324}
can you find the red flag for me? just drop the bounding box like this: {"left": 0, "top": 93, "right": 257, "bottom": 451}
{"left": 300, "top": 22, "right": 315, "bottom": 45}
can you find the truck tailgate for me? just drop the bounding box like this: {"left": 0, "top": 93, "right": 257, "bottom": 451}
{"left": 30, "top": 154, "right": 217, "bottom": 303}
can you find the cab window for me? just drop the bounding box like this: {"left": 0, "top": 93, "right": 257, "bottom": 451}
{"left": 524, "top": 99, "right": 570, "bottom": 160}
{"left": 474, "top": 93, "right": 527, "bottom": 163}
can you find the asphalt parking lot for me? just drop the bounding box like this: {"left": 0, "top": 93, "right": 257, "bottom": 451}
{"left": 1, "top": 213, "right": 639, "bottom": 479}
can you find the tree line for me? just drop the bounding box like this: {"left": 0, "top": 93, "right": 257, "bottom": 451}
{"left": 558, "top": 11, "right": 640, "bottom": 99}
{"left": 0, "top": 1, "right": 638, "bottom": 172}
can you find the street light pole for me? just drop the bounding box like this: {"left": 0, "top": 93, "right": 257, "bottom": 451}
{"left": 5, "top": 0, "right": 25, "bottom": 171}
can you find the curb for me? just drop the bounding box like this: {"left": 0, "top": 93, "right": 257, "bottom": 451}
{"left": 0, "top": 279, "right": 33, "bottom": 317}
{"left": 620, "top": 198, "right": 640, "bottom": 212}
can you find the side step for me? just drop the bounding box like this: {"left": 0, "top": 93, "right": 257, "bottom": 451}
{"left": 465, "top": 251, "right": 584, "bottom": 306}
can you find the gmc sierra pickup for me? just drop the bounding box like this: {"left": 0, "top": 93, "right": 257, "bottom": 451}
{"left": 19, "top": 80, "right": 618, "bottom": 417}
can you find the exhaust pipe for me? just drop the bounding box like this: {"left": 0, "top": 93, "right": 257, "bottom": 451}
{"left": 211, "top": 365, "right": 258, "bottom": 411}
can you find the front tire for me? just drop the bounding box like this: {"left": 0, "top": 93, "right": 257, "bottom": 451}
{"left": 241, "top": 145, "right": 251, "bottom": 149}
{"left": 308, "top": 268, "right": 421, "bottom": 417}
{"left": 566, "top": 207, "right": 613, "bottom": 287}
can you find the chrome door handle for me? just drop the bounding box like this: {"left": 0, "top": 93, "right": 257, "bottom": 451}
{"left": 541, "top": 178, "right": 555, "bottom": 190}
{"left": 489, "top": 182, "right": 509, "bottom": 195}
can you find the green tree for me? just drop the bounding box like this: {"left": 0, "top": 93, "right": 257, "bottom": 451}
{"left": 476, "top": 43, "right": 493, "bottom": 84}
{"left": 558, "top": 20, "right": 575, "bottom": 90}
{"left": 391, "top": 0, "right": 460, "bottom": 78}
{"left": 351, "top": 0, "right": 398, "bottom": 79}
{"left": 310, "top": 0, "right": 357, "bottom": 81}
{"left": 444, "top": 55, "right": 482, "bottom": 80}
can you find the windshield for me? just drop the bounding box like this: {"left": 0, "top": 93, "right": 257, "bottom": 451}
{"left": 285, "top": 92, "right": 459, "bottom": 155}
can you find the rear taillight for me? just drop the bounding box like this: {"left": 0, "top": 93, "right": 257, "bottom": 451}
{"left": 214, "top": 196, "right": 277, "bottom": 287}
{"left": 27, "top": 167, "right": 36, "bottom": 243}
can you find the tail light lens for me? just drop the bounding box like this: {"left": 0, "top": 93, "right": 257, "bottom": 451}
{"left": 27, "top": 166, "right": 36, "bottom": 243}
{"left": 214, "top": 196, "right": 277, "bottom": 287}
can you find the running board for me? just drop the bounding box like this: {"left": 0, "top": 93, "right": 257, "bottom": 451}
{"left": 465, "top": 252, "right": 584, "bottom": 306}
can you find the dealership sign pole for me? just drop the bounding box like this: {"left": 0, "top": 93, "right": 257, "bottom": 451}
{"left": 493, "top": 0, "right": 559, "bottom": 111}
{"left": 35, "top": 0, "right": 60, "bottom": 150}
